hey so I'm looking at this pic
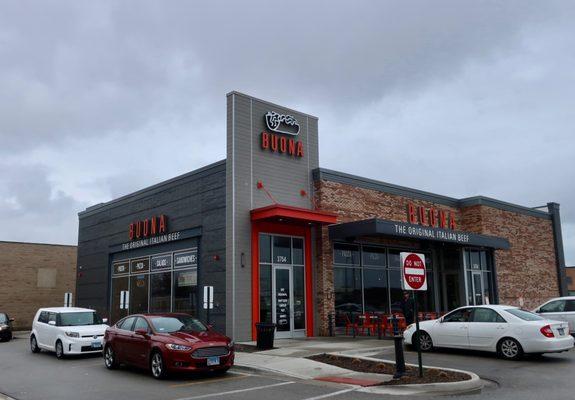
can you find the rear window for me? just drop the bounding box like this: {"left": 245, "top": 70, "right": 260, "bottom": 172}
{"left": 505, "top": 308, "right": 543, "bottom": 321}
{"left": 58, "top": 312, "right": 103, "bottom": 327}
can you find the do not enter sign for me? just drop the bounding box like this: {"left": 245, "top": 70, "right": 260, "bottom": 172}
{"left": 400, "top": 252, "right": 427, "bottom": 291}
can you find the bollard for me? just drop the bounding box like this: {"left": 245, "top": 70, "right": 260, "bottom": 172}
{"left": 390, "top": 315, "right": 406, "bottom": 379}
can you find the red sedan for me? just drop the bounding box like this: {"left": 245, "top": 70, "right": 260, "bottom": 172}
{"left": 103, "top": 313, "right": 234, "bottom": 379}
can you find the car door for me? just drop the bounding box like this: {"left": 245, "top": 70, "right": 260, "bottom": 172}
{"left": 433, "top": 308, "right": 471, "bottom": 348}
{"left": 46, "top": 312, "right": 59, "bottom": 350}
{"left": 35, "top": 311, "right": 49, "bottom": 348}
{"left": 538, "top": 300, "right": 566, "bottom": 324}
{"left": 129, "top": 317, "right": 151, "bottom": 368}
{"left": 115, "top": 316, "right": 137, "bottom": 364}
{"left": 467, "top": 308, "right": 508, "bottom": 350}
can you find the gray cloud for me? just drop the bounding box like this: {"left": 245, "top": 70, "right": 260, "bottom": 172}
{"left": 0, "top": 0, "right": 574, "bottom": 264}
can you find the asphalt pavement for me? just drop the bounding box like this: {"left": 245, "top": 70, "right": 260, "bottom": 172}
{"left": 373, "top": 345, "right": 575, "bottom": 400}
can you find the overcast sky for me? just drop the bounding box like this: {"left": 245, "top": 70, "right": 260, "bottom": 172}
{"left": 1, "top": 1, "right": 574, "bottom": 264}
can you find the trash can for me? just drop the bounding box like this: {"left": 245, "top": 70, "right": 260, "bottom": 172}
{"left": 256, "top": 323, "right": 276, "bottom": 350}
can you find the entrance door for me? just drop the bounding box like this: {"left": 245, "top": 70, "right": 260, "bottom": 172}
{"left": 272, "top": 265, "right": 306, "bottom": 339}
{"left": 470, "top": 272, "right": 484, "bottom": 306}
{"left": 273, "top": 266, "right": 292, "bottom": 338}
{"left": 111, "top": 277, "right": 129, "bottom": 323}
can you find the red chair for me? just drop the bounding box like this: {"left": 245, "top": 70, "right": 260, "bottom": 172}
{"left": 378, "top": 314, "right": 390, "bottom": 336}
{"left": 425, "top": 312, "right": 438, "bottom": 320}
{"left": 417, "top": 312, "right": 425, "bottom": 320}
{"left": 359, "top": 313, "right": 377, "bottom": 336}
{"left": 343, "top": 313, "right": 358, "bottom": 336}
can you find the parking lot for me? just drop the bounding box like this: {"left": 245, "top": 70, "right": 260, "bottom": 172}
{"left": 3, "top": 333, "right": 575, "bottom": 400}
{"left": 0, "top": 334, "right": 376, "bottom": 400}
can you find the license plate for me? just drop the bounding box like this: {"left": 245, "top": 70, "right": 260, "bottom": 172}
{"left": 558, "top": 328, "right": 565, "bottom": 336}
{"left": 207, "top": 356, "right": 220, "bottom": 366}
{"left": 91, "top": 341, "right": 101, "bottom": 349}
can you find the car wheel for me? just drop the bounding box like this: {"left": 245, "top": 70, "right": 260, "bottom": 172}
{"left": 104, "top": 345, "right": 119, "bottom": 370}
{"left": 30, "top": 335, "right": 40, "bottom": 353}
{"left": 416, "top": 331, "right": 434, "bottom": 352}
{"left": 150, "top": 351, "right": 167, "bottom": 379}
{"left": 55, "top": 340, "right": 65, "bottom": 359}
{"left": 498, "top": 338, "right": 523, "bottom": 360}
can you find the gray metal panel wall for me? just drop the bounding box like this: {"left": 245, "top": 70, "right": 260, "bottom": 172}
{"left": 226, "top": 91, "right": 319, "bottom": 341}
{"left": 76, "top": 162, "right": 227, "bottom": 332}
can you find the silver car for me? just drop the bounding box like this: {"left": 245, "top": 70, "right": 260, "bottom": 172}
{"left": 534, "top": 296, "right": 575, "bottom": 334}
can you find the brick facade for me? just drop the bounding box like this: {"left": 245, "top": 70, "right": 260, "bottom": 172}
{"left": 0, "top": 242, "right": 77, "bottom": 330}
{"left": 313, "top": 179, "right": 560, "bottom": 335}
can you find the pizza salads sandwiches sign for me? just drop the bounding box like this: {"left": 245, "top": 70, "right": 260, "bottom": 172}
{"left": 261, "top": 111, "right": 304, "bottom": 158}
{"left": 400, "top": 252, "right": 427, "bottom": 291}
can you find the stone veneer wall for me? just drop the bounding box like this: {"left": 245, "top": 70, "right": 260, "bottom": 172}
{"left": 314, "top": 179, "right": 559, "bottom": 335}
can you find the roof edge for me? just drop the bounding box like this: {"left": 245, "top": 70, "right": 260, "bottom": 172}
{"left": 227, "top": 91, "right": 319, "bottom": 120}
{"left": 314, "top": 168, "right": 551, "bottom": 220}
{"left": 79, "top": 159, "right": 226, "bottom": 218}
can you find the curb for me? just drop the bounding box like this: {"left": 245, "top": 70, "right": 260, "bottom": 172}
{"left": 351, "top": 355, "right": 483, "bottom": 396}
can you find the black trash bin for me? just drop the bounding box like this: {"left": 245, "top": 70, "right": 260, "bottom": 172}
{"left": 256, "top": 323, "right": 276, "bottom": 350}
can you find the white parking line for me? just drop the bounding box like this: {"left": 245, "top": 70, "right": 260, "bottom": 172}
{"left": 174, "top": 381, "right": 294, "bottom": 400}
{"left": 300, "top": 388, "right": 357, "bottom": 400}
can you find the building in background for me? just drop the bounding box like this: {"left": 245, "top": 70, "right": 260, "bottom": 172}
{"left": 565, "top": 267, "right": 575, "bottom": 296}
{"left": 0, "top": 241, "right": 77, "bottom": 330}
{"left": 75, "top": 91, "right": 568, "bottom": 341}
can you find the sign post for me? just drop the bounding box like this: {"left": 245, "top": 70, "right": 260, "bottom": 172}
{"left": 203, "top": 286, "right": 214, "bottom": 325}
{"left": 401, "top": 252, "right": 427, "bottom": 378}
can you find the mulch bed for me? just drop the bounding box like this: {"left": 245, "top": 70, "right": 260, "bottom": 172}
{"left": 234, "top": 344, "right": 275, "bottom": 353}
{"left": 307, "top": 353, "right": 471, "bottom": 385}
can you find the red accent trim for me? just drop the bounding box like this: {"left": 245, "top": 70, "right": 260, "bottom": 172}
{"left": 251, "top": 221, "right": 315, "bottom": 340}
{"left": 250, "top": 204, "right": 337, "bottom": 225}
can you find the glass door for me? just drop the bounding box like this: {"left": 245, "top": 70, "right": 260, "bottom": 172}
{"left": 273, "top": 266, "right": 292, "bottom": 338}
{"left": 470, "top": 271, "right": 484, "bottom": 306}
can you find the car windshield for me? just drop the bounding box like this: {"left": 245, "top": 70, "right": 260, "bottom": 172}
{"left": 0, "top": 314, "right": 7, "bottom": 323}
{"left": 149, "top": 316, "right": 207, "bottom": 333}
{"left": 59, "top": 312, "right": 103, "bottom": 326}
{"left": 505, "top": 308, "right": 544, "bottom": 321}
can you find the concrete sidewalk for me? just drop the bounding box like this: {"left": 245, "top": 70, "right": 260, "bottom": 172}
{"left": 235, "top": 337, "right": 395, "bottom": 385}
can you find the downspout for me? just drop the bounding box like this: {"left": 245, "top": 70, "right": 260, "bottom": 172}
{"left": 547, "top": 202, "right": 568, "bottom": 296}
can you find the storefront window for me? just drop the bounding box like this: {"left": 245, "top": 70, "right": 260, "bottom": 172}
{"left": 130, "top": 274, "right": 149, "bottom": 314}
{"left": 293, "top": 238, "right": 304, "bottom": 265}
{"left": 273, "top": 236, "right": 291, "bottom": 264}
{"left": 173, "top": 268, "right": 197, "bottom": 314}
{"left": 363, "top": 269, "right": 388, "bottom": 312}
{"left": 362, "top": 246, "right": 386, "bottom": 267}
{"left": 334, "top": 243, "right": 360, "bottom": 265}
{"left": 259, "top": 234, "right": 271, "bottom": 263}
{"left": 334, "top": 267, "right": 363, "bottom": 325}
{"left": 150, "top": 272, "right": 171, "bottom": 312}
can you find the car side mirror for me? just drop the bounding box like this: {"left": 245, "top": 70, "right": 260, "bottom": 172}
{"left": 48, "top": 321, "right": 56, "bottom": 326}
{"left": 135, "top": 328, "right": 148, "bottom": 336}
{"left": 102, "top": 318, "right": 108, "bottom": 324}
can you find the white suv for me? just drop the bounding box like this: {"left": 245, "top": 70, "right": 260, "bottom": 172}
{"left": 30, "top": 307, "right": 109, "bottom": 359}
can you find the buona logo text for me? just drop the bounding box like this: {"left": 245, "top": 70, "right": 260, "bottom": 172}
{"left": 261, "top": 111, "right": 304, "bottom": 158}
{"left": 407, "top": 202, "right": 457, "bottom": 230}
{"left": 129, "top": 215, "right": 168, "bottom": 240}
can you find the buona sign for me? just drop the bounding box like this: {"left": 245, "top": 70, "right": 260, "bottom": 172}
{"left": 407, "top": 202, "right": 457, "bottom": 230}
{"left": 129, "top": 215, "right": 168, "bottom": 240}
{"left": 261, "top": 111, "right": 304, "bottom": 158}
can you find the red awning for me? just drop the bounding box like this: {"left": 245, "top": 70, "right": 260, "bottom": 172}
{"left": 250, "top": 204, "right": 337, "bottom": 225}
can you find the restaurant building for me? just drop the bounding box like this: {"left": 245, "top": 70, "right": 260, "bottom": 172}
{"left": 76, "top": 91, "right": 568, "bottom": 341}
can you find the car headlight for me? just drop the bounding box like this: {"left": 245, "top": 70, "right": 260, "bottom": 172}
{"left": 166, "top": 344, "right": 192, "bottom": 351}
{"left": 65, "top": 332, "right": 80, "bottom": 338}
{"left": 406, "top": 324, "right": 415, "bottom": 331}
{"left": 0, "top": 324, "right": 8, "bottom": 330}
{"left": 227, "top": 340, "right": 235, "bottom": 349}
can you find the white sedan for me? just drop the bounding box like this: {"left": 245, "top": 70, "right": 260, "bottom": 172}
{"left": 404, "top": 305, "right": 574, "bottom": 360}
